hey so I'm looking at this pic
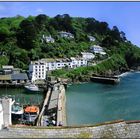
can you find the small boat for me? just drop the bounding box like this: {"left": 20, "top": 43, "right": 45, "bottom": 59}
{"left": 23, "top": 105, "right": 39, "bottom": 123}
{"left": 24, "top": 84, "right": 40, "bottom": 92}
{"left": 11, "top": 102, "right": 24, "bottom": 115}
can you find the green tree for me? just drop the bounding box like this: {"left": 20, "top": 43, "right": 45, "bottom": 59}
{"left": 0, "top": 26, "right": 10, "bottom": 41}
{"left": 17, "top": 19, "right": 38, "bottom": 50}
{"left": 0, "top": 56, "right": 9, "bottom": 68}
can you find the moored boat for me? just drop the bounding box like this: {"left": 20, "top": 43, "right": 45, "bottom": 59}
{"left": 24, "top": 84, "right": 40, "bottom": 92}
{"left": 11, "top": 102, "right": 24, "bottom": 115}
{"left": 23, "top": 105, "right": 39, "bottom": 123}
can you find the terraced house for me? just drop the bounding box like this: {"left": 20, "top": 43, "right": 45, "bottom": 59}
{"left": 29, "top": 55, "right": 89, "bottom": 82}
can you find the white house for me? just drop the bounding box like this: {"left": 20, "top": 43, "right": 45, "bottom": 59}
{"left": 40, "top": 58, "right": 69, "bottom": 71}
{"left": 90, "top": 45, "right": 106, "bottom": 55}
{"left": 88, "top": 35, "right": 95, "bottom": 42}
{"left": 29, "top": 57, "right": 88, "bottom": 82}
{"left": 58, "top": 31, "right": 74, "bottom": 39}
{"left": 29, "top": 61, "right": 46, "bottom": 82}
{"left": 70, "top": 57, "right": 88, "bottom": 68}
{"left": 42, "top": 35, "right": 55, "bottom": 43}
{"left": 41, "top": 58, "right": 87, "bottom": 70}
{"left": 81, "top": 52, "right": 95, "bottom": 60}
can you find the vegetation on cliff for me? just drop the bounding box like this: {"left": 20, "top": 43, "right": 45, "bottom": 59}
{"left": 51, "top": 54, "right": 128, "bottom": 82}
{"left": 0, "top": 14, "right": 140, "bottom": 71}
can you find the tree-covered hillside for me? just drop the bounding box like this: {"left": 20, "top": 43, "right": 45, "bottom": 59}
{"left": 0, "top": 14, "right": 140, "bottom": 70}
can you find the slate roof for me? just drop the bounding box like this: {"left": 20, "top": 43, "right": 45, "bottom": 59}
{"left": 11, "top": 73, "right": 28, "bottom": 80}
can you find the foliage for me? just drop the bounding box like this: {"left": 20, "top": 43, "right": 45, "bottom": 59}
{"left": 0, "top": 14, "right": 139, "bottom": 70}
{"left": 0, "top": 56, "right": 9, "bottom": 68}
{"left": 52, "top": 54, "right": 128, "bottom": 81}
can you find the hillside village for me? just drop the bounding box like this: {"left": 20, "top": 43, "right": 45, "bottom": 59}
{"left": 1, "top": 12, "right": 140, "bottom": 139}
{"left": 0, "top": 14, "right": 140, "bottom": 83}
{"left": 29, "top": 31, "right": 107, "bottom": 82}
{"left": 0, "top": 27, "right": 108, "bottom": 83}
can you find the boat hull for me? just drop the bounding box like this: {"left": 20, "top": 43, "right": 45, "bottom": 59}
{"left": 25, "top": 88, "right": 40, "bottom": 92}
{"left": 23, "top": 106, "right": 39, "bottom": 124}
{"left": 24, "top": 85, "right": 40, "bottom": 92}
{"left": 11, "top": 110, "right": 24, "bottom": 115}
{"left": 12, "top": 103, "right": 24, "bottom": 115}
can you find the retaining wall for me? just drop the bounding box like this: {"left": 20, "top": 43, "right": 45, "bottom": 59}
{"left": 1, "top": 120, "right": 140, "bottom": 138}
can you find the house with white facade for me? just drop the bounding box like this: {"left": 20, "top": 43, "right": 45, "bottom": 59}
{"left": 88, "top": 35, "right": 95, "bottom": 42}
{"left": 58, "top": 31, "right": 74, "bottom": 39}
{"left": 90, "top": 45, "right": 106, "bottom": 55}
{"left": 42, "top": 35, "right": 55, "bottom": 43}
{"left": 41, "top": 57, "right": 88, "bottom": 70}
{"left": 29, "top": 61, "right": 46, "bottom": 82}
{"left": 70, "top": 57, "right": 88, "bottom": 68}
{"left": 29, "top": 57, "right": 88, "bottom": 82}
{"left": 81, "top": 52, "right": 95, "bottom": 60}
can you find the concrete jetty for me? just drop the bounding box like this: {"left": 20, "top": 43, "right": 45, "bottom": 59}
{"left": 57, "top": 84, "right": 66, "bottom": 126}
{"left": 90, "top": 75, "right": 120, "bottom": 84}
{"left": 36, "top": 87, "right": 52, "bottom": 126}
{"left": 36, "top": 82, "right": 66, "bottom": 126}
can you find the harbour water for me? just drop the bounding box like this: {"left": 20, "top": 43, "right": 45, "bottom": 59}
{"left": 66, "top": 72, "right": 140, "bottom": 126}
{"left": 0, "top": 88, "right": 44, "bottom": 106}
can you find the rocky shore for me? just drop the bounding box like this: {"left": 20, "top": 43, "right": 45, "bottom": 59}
{"left": 62, "top": 68, "right": 131, "bottom": 84}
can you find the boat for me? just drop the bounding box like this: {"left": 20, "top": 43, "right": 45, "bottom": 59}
{"left": 23, "top": 105, "right": 39, "bottom": 123}
{"left": 24, "top": 84, "right": 40, "bottom": 92}
{"left": 11, "top": 102, "right": 24, "bottom": 115}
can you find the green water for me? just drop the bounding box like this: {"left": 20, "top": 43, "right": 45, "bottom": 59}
{"left": 66, "top": 72, "right": 140, "bottom": 126}
{"left": 0, "top": 88, "right": 44, "bottom": 106}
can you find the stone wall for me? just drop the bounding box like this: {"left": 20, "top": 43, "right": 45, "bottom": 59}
{"left": 1, "top": 120, "right": 140, "bottom": 138}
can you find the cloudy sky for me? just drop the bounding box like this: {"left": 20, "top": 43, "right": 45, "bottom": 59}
{"left": 0, "top": 2, "right": 140, "bottom": 47}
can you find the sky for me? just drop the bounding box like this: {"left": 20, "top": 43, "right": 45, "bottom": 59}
{"left": 0, "top": 2, "right": 140, "bottom": 47}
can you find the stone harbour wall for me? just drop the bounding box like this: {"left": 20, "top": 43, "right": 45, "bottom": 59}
{"left": 1, "top": 120, "right": 140, "bottom": 138}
